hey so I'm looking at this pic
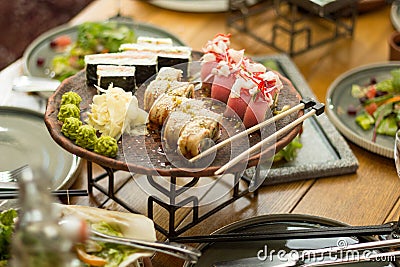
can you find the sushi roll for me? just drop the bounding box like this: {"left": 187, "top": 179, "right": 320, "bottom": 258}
{"left": 162, "top": 101, "right": 222, "bottom": 156}
{"left": 144, "top": 79, "right": 171, "bottom": 111}
{"left": 156, "top": 46, "right": 192, "bottom": 77}
{"left": 177, "top": 116, "right": 221, "bottom": 159}
{"left": 143, "top": 67, "right": 192, "bottom": 111}
{"left": 156, "top": 67, "right": 183, "bottom": 81}
{"left": 162, "top": 111, "right": 192, "bottom": 149}
{"left": 120, "top": 43, "right": 192, "bottom": 77}
{"left": 132, "top": 57, "right": 158, "bottom": 85}
{"left": 137, "top": 36, "right": 174, "bottom": 46}
{"left": 168, "top": 81, "right": 194, "bottom": 98}
{"left": 148, "top": 94, "right": 188, "bottom": 129}
{"left": 84, "top": 52, "right": 157, "bottom": 86}
{"left": 224, "top": 75, "right": 255, "bottom": 119}
{"left": 144, "top": 80, "right": 194, "bottom": 111}
{"left": 210, "top": 61, "right": 238, "bottom": 104}
{"left": 224, "top": 59, "right": 268, "bottom": 119}
{"left": 242, "top": 71, "right": 283, "bottom": 128}
{"left": 200, "top": 33, "right": 231, "bottom": 84}
{"left": 96, "top": 65, "right": 136, "bottom": 92}
{"left": 209, "top": 49, "right": 244, "bottom": 104}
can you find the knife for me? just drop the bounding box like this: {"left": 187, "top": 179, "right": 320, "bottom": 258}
{"left": 171, "top": 221, "right": 398, "bottom": 243}
{"left": 0, "top": 182, "right": 18, "bottom": 190}
{"left": 213, "top": 238, "right": 400, "bottom": 267}
{"left": 12, "top": 76, "right": 60, "bottom": 93}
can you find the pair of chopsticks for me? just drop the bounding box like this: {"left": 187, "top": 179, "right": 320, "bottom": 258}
{"left": 189, "top": 97, "right": 324, "bottom": 175}
{"left": 170, "top": 221, "right": 399, "bottom": 244}
{"left": 0, "top": 189, "right": 88, "bottom": 199}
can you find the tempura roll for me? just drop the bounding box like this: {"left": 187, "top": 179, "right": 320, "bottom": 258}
{"left": 148, "top": 94, "right": 187, "bottom": 129}
{"left": 177, "top": 116, "right": 221, "bottom": 159}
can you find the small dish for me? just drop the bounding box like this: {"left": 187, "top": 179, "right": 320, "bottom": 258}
{"left": 22, "top": 19, "right": 186, "bottom": 79}
{"left": 0, "top": 106, "right": 82, "bottom": 209}
{"left": 326, "top": 62, "right": 400, "bottom": 158}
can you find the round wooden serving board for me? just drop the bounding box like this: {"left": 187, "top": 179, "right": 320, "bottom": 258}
{"left": 44, "top": 57, "right": 302, "bottom": 177}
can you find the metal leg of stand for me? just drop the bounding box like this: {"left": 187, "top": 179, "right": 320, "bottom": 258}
{"left": 86, "top": 161, "right": 93, "bottom": 194}
{"left": 146, "top": 172, "right": 254, "bottom": 238}
{"left": 85, "top": 163, "right": 256, "bottom": 238}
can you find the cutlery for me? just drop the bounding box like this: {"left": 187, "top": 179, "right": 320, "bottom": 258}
{"left": 0, "top": 164, "right": 29, "bottom": 182}
{"left": 0, "top": 189, "right": 88, "bottom": 199}
{"left": 213, "top": 238, "right": 400, "bottom": 267}
{"left": 12, "top": 76, "right": 60, "bottom": 93}
{"left": 170, "top": 220, "right": 399, "bottom": 244}
{"left": 90, "top": 228, "right": 201, "bottom": 263}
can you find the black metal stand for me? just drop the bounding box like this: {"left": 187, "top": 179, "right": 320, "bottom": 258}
{"left": 86, "top": 161, "right": 256, "bottom": 238}
{"left": 227, "top": 0, "right": 358, "bottom": 56}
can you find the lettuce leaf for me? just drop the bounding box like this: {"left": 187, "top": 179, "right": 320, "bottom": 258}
{"left": 273, "top": 136, "right": 302, "bottom": 163}
{"left": 355, "top": 112, "right": 375, "bottom": 130}
{"left": 0, "top": 209, "right": 18, "bottom": 261}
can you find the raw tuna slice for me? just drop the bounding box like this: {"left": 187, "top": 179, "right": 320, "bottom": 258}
{"left": 224, "top": 76, "right": 255, "bottom": 119}
{"left": 211, "top": 72, "right": 236, "bottom": 103}
{"left": 225, "top": 92, "right": 251, "bottom": 119}
{"left": 200, "top": 55, "right": 218, "bottom": 84}
{"left": 243, "top": 96, "right": 270, "bottom": 129}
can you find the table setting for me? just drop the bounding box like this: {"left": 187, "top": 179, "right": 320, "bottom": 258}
{"left": 0, "top": 0, "right": 400, "bottom": 266}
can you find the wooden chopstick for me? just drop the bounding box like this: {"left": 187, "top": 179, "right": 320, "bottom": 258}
{"left": 189, "top": 97, "right": 316, "bottom": 163}
{"left": 0, "top": 189, "right": 88, "bottom": 199}
{"left": 214, "top": 102, "right": 324, "bottom": 175}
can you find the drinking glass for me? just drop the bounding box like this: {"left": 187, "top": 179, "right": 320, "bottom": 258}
{"left": 395, "top": 130, "right": 400, "bottom": 178}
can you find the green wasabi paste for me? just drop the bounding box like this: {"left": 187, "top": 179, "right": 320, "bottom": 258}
{"left": 61, "top": 92, "right": 82, "bottom": 106}
{"left": 61, "top": 117, "right": 82, "bottom": 140}
{"left": 94, "top": 136, "right": 118, "bottom": 158}
{"left": 58, "top": 103, "right": 80, "bottom": 123}
{"left": 76, "top": 124, "right": 98, "bottom": 150}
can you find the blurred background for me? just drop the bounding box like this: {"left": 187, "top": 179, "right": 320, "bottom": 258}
{"left": 0, "top": 0, "right": 93, "bottom": 70}
{"left": 0, "top": 0, "right": 389, "bottom": 71}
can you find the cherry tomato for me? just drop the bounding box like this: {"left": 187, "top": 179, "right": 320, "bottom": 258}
{"left": 50, "top": 35, "right": 72, "bottom": 49}
{"left": 365, "top": 102, "right": 377, "bottom": 115}
{"left": 365, "top": 85, "right": 376, "bottom": 99}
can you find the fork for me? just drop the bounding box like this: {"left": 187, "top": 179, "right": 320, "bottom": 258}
{"left": 90, "top": 228, "right": 201, "bottom": 263}
{"left": 0, "top": 164, "right": 29, "bottom": 182}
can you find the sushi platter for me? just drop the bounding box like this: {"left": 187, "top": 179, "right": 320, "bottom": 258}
{"left": 44, "top": 55, "right": 303, "bottom": 177}
{"left": 42, "top": 33, "right": 326, "bottom": 237}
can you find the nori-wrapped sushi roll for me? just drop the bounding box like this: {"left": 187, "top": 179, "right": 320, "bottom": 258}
{"left": 137, "top": 36, "right": 173, "bottom": 46}
{"left": 119, "top": 43, "right": 192, "bottom": 78}
{"left": 97, "top": 65, "right": 136, "bottom": 92}
{"left": 157, "top": 46, "right": 192, "bottom": 78}
{"left": 84, "top": 52, "right": 156, "bottom": 86}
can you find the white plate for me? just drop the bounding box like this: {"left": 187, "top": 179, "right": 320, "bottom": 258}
{"left": 0, "top": 106, "right": 81, "bottom": 207}
{"left": 391, "top": 1, "right": 400, "bottom": 31}
{"left": 149, "top": 0, "right": 259, "bottom": 13}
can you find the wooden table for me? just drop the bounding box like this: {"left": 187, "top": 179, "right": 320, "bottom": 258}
{"left": 65, "top": 1, "right": 400, "bottom": 266}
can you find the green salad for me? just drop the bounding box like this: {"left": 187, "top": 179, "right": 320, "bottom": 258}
{"left": 349, "top": 68, "right": 400, "bottom": 141}
{"left": 0, "top": 210, "right": 140, "bottom": 267}
{"left": 51, "top": 21, "right": 136, "bottom": 81}
{"left": 0, "top": 209, "right": 18, "bottom": 266}
{"left": 78, "top": 221, "right": 140, "bottom": 267}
